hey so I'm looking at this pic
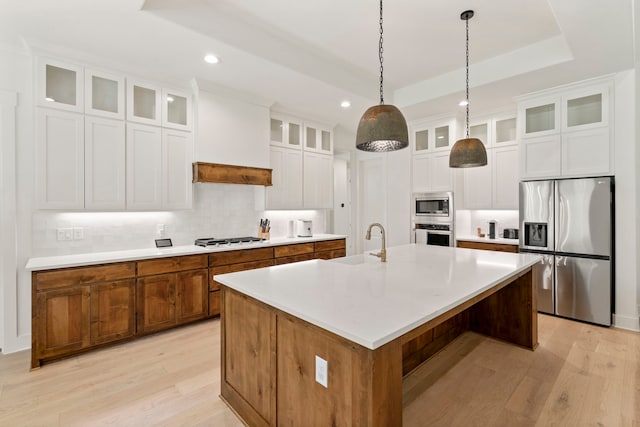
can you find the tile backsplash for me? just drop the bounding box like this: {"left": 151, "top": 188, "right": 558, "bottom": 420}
{"left": 31, "top": 184, "right": 327, "bottom": 256}
{"left": 455, "top": 210, "right": 519, "bottom": 237}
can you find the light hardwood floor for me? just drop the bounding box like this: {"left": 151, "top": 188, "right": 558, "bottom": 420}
{"left": 1, "top": 315, "right": 638, "bottom": 426}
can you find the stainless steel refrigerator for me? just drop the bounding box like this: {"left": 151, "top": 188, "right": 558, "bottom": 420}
{"left": 519, "top": 177, "right": 614, "bottom": 326}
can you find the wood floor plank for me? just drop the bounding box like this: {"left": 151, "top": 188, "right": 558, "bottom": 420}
{"left": 0, "top": 315, "right": 638, "bottom": 426}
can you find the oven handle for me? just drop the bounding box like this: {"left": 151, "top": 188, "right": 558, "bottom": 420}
{"left": 425, "top": 230, "right": 452, "bottom": 236}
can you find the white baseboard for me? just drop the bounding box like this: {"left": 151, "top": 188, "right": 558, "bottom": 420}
{"left": 613, "top": 314, "right": 640, "bottom": 331}
{"left": 1, "top": 334, "right": 30, "bottom": 355}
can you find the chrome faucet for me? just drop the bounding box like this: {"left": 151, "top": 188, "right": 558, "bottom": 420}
{"left": 365, "top": 223, "right": 387, "bottom": 262}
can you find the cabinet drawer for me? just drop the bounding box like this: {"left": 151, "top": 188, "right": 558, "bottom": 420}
{"left": 274, "top": 253, "right": 315, "bottom": 265}
{"left": 274, "top": 243, "right": 314, "bottom": 258}
{"left": 35, "top": 262, "right": 136, "bottom": 291}
{"left": 456, "top": 241, "right": 519, "bottom": 253}
{"left": 210, "top": 259, "right": 275, "bottom": 291}
{"left": 314, "top": 239, "right": 345, "bottom": 252}
{"left": 209, "top": 247, "right": 274, "bottom": 267}
{"left": 137, "top": 255, "right": 207, "bottom": 277}
{"left": 315, "top": 249, "right": 346, "bottom": 260}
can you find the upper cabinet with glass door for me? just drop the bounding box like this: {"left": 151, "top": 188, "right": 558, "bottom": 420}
{"left": 410, "top": 117, "right": 457, "bottom": 154}
{"left": 85, "top": 69, "right": 125, "bottom": 119}
{"left": 304, "top": 121, "right": 333, "bottom": 154}
{"left": 126, "top": 79, "right": 161, "bottom": 126}
{"left": 518, "top": 94, "right": 561, "bottom": 138}
{"left": 270, "top": 113, "right": 303, "bottom": 150}
{"left": 162, "top": 89, "right": 193, "bottom": 131}
{"left": 561, "top": 83, "right": 610, "bottom": 133}
{"left": 37, "top": 58, "right": 84, "bottom": 113}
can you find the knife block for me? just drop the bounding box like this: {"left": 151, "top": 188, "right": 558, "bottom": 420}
{"left": 258, "top": 229, "right": 270, "bottom": 240}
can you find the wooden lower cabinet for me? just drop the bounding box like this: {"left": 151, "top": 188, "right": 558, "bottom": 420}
{"left": 35, "top": 286, "right": 90, "bottom": 361}
{"left": 136, "top": 273, "right": 177, "bottom": 334}
{"left": 90, "top": 280, "right": 136, "bottom": 345}
{"left": 176, "top": 269, "right": 209, "bottom": 323}
{"left": 456, "top": 240, "right": 519, "bottom": 253}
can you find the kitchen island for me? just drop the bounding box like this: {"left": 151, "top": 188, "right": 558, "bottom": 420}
{"left": 216, "top": 244, "right": 540, "bottom": 427}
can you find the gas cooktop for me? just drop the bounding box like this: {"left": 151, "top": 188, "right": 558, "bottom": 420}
{"left": 194, "top": 237, "right": 265, "bottom": 247}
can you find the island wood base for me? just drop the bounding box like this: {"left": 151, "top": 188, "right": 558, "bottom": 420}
{"left": 220, "top": 267, "right": 536, "bottom": 427}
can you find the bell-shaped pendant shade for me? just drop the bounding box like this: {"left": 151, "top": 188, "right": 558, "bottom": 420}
{"left": 449, "top": 137, "right": 487, "bottom": 167}
{"left": 356, "top": 104, "right": 409, "bottom": 152}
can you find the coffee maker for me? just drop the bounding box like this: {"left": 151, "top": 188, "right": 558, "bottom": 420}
{"left": 488, "top": 220, "right": 497, "bottom": 239}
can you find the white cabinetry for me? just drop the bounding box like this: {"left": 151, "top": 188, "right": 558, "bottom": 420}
{"left": 36, "top": 109, "right": 84, "bottom": 209}
{"left": 125, "top": 124, "right": 192, "bottom": 210}
{"left": 410, "top": 116, "right": 458, "bottom": 193}
{"left": 412, "top": 152, "right": 453, "bottom": 192}
{"left": 126, "top": 124, "right": 162, "bottom": 210}
{"left": 518, "top": 78, "right": 613, "bottom": 179}
{"left": 266, "top": 146, "right": 303, "bottom": 209}
{"left": 463, "top": 146, "right": 519, "bottom": 210}
{"left": 85, "top": 69, "right": 125, "bottom": 120}
{"left": 85, "top": 116, "right": 125, "bottom": 210}
{"left": 36, "top": 56, "right": 194, "bottom": 211}
{"left": 303, "top": 152, "right": 333, "bottom": 209}
{"left": 267, "top": 113, "right": 333, "bottom": 209}
{"left": 37, "top": 58, "right": 84, "bottom": 113}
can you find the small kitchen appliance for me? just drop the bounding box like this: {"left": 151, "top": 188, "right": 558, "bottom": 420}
{"left": 297, "top": 220, "right": 312, "bottom": 237}
{"left": 488, "top": 220, "right": 497, "bottom": 239}
{"left": 503, "top": 228, "right": 519, "bottom": 239}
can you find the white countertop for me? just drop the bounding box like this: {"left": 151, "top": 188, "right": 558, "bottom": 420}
{"left": 456, "top": 235, "right": 520, "bottom": 246}
{"left": 25, "top": 234, "right": 347, "bottom": 271}
{"left": 215, "top": 244, "right": 540, "bottom": 350}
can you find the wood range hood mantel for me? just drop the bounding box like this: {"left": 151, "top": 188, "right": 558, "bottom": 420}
{"left": 192, "top": 162, "right": 272, "bottom": 186}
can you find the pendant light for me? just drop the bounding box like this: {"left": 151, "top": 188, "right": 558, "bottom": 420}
{"left": 355, "top": 0, "right": 408, "bottom": 152}
{"left": 449, "top": 10, "right": 487, "bottom": 168}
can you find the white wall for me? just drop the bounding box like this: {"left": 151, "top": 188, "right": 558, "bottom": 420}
{"left": 613, "top": 69, "right": 639, "bottom": 330}
{"left": 196, "top": 88, "right": 270, "bottom": 168}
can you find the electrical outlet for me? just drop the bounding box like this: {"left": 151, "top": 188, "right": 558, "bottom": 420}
{"left": 73, "top": 227, "right": 84, "bottom": 240}
{"left": 56, "top": 228, "right": 65, "bottom": 241}
{"left": 315, "top": 355, "right": 328, "bottom": 388}
{"left": 157, "top": 224, "right": 166, "bottom": 238}
{"left": 63, "top": 228, "right": 73, "bottom": 241}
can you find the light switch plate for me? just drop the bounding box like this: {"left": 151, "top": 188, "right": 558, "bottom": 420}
{"left": 315, "top": 355, "right": 328, "bottom": 388}
{"left": 73, "top": 227, "right": 84, "bottom": 240}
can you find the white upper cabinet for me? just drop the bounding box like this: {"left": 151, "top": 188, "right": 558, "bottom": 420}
{"left": 412, "top": 152, "right": 453, "bottom": 193}
{"left": 493, "top": 114, "right": 517, "bottom": 146}
{"left": 162, "top": 128, "right": 193, "bottom": 209}
{"left": 303, "top": 151, "right": 333, "bottom": 209}
{"left": 462, "top": 146, "right": 519, "bottom": 210}
{"left": 162, "top": 89, "right": 193, "bottom": 131}
{"left": 126, "top": 79, "right": 161, "bottom": 126}
{"left": 84, "top": 69, "right": 125, "bottom": 119}
{"left": 126, "top": 123, "right": 163, "bottom": 210}
{"left": 85, "top": 116, "right": 125, "bottom": 210}
{"left": 37, "top": 58, "right": 84, "bottom": 113}
{"left": 270, "top": 113, "right": 303, "bottom": 149}
{"left": 411, "top": 117, "right": 457, "bottom": 154}
{"left": 518, "top": 76, "right": 613, "bottom": 179}
{"left": 36, "top": 108, "right": 85, "bottom": 209}
{"left": 304, "top": 122, "right": 333, "bottom": 154}
{"left": 266, "top": 146, "right": 303, "bottom": 210}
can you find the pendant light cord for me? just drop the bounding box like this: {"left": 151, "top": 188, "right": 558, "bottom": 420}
{"left": 465, "top": 14, "right": 470, "bottom": 138}
{"left": 379, "top": 0, "right": 384, "bottom": 105}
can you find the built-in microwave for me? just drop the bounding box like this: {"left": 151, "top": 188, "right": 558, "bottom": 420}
{"left": 413, "top": 192, "right": 453, "bottom": 219}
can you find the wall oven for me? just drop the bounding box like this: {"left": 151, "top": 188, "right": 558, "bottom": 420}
{"left": 414, "top": 223, "right": 453, "bottom": 247}
{"left": 412, "top": 191, "right": 455, "bottom": 247}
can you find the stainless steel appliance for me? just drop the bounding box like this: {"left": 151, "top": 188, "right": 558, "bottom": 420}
{"left": 414, "top": 223, "right": 453, "bottom": 247}
{"left": 519, "top": 177, "right": 614, "bottom": 326}
{"left": 503, "top": 228, "right": 519, "bottom": 239}
{"left": 413, "top": 191, "right": 453, "bottom": 220}
{"left": 195, "top": 236, "right": 265, "bottom": 247}
{"left": 412, "top": 191, "right": 454, "bottom": 247}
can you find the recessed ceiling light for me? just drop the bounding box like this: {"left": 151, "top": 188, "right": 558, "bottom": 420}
{"left": 45, "top": 97, "right": 55, "bottom": 102}
{"left": 458, "top": 100, "right": 468, "bottom": 106}
{"left": 437, "top": 136, "right": 445, "bottom": 139}
{"left": 166, "top": 96, "right": 174, "bottom": 103}
{"left": 204, "top": 54, "right": 220, "bottom": 64}
{"left": 340, "top": 100, "right": 351, "bottom": 108}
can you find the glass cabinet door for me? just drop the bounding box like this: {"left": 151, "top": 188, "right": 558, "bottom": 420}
{"left": 38, "top": 58, "right": 84, "bottom": 112}
{"left": 320, "top": 130, "right": 332, "bottom": 153}
{"left": 414, "top": 129, "right": 429, "bottom": 152}
{"left": 494, "top": 117, "right": 517, "bottom": 145}
{"left": 305, "top": 125, "right": 317, "bottom": 150}
{"left": 470, "top": 122, "right": 489, "bottom": 146}
{"left": 85, "top": 69, "right": 124, "bottom": 119}
{"left": 162, "top": 89, "right": 192, "bottom": 130}
{"left": 271, "top": 117, "right": 284, "bottom": 145}
{"left": 434, "top": 125, "right": 450, "bottom": 149}
{"left": 126, "top": 80, "right": 161, "bottom": 125}
{"left": 563, "top": 88, "right": 608, "bottom": 132}
{"left": 287, "top": 120, "right": 302, "bottom": 148}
